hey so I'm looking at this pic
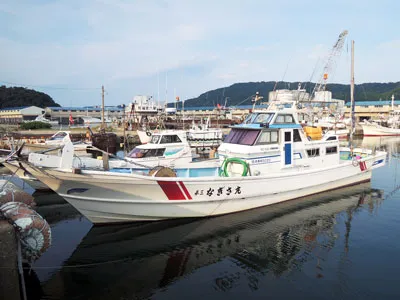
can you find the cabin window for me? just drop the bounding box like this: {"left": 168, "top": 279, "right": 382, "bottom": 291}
{"left": 224, "top": 128, "right": 260, "bottom": 145}
{"left": 127, "top": 148, "right": 165, "bottom": 158}
{"left": 256, "top": 130, "right": 278, "bottom": 145}
{"left": 275, "top": 114, "right": 295, "bottom": 124}
{"left": 151, "top": 135, "right": 161, "bottom": 144}
{"left": 243, "top": 113, "right": 274, "bottom": 124}
{"left": 293, "top": 129, "right": 302, "bottom": 142}
{"left": 307, "top": 148, "right": 320, "bottom": 157}
{"left": 284, "top": 132, "right": 291, "bottom": 142}
{"left": 326, "top": 136, "right": 337, "bottom": 141}
{"left": 160, "top": 135, "right": 182, "bottom": 144}
{"left": 326, "top": 146, "right": 338, "bottom": 154}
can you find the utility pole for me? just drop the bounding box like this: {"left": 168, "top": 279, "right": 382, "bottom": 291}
{"left": 101, "top": 85, "right": 105, "bottom": 129}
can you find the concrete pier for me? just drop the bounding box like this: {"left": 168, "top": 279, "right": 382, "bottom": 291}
{"left": 0, "top": 220, "right": 21, "bottom": 300}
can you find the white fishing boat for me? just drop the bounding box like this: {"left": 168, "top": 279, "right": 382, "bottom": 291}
{"left": 80, "top": 116, "right": 113, "bottom": 127}
{"left": 361, "top": 111, "right": 400, "bottom": 136}
{"left": 18, "top": 99, "right": 386, "bottom": 224}
{"left": 26, "top": 114, "right": 59, "bottom": 127}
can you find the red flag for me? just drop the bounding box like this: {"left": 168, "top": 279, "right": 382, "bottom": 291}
{"left": 69, "top": 113, "right": 74, "bottom": 125}
{"left": 359, "top": 161, "right": 367, "bottom": 171}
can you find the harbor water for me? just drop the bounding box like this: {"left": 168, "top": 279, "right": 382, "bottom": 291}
{"left": 23, "top": 137, "right": 400, "bottom": 300}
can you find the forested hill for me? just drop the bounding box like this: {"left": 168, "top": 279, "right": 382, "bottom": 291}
{"left": 175, "top": 81, "right": 400, "bottom": 108}
{"left": 0, "top": 86, "right": 60, "bottom": 109}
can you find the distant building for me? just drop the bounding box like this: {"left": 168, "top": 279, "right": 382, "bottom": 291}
{"left": 344, "top": 100, "right": 400, "bottom": 121}
{"left": 45, "top": 106, "right": 125, "bottom": 125}
{"left": 0, "top": 106, "right": 45, "bottom": 124}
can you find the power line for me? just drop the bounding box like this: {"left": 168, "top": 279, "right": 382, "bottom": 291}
{"left": 0, "top": 80, "right": 101, "bottom": 91}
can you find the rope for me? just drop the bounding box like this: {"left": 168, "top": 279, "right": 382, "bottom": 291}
{"left": 17, "top": 239, "right": 28, "bottom": 300}
{"left": 0, "top": 165, "right": 21, "bottom": 192}
{"left": 0, "top": 256, "right": 145, "bottom": 270}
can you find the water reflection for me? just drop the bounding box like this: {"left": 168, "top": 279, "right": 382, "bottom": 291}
{"left": 36, "top": 183, "right": 384, "bottom": 300}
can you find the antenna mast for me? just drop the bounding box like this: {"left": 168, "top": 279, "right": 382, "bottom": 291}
{"left": 310, "top": 30, "right": 349, "bottom": 99}
{"left": 350, "top": 40, "right": 355, "bottom": 146}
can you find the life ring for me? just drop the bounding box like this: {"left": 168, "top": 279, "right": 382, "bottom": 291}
{"left": 146, "top": 131, "right": 152, "bottom": 137}
{"left": 0, "top": 202, "right": 51, "bottom": 261}
{"left": 220, "top": 157, "right": 249, "bottom": 177}
{"left": 352, "top": 156, "right": 359, "bottom": 167}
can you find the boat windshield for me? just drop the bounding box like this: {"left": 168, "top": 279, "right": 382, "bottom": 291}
{"left": 224, "top": 129, "right": 260, "bottom": 145}
{"left": 127, "top": 148, "right": 165, "bottom": 158}
{"left": 243, "top": 113, "right": 274, "bottom": 124}
{"left": 49, "top": 132, "right": 67, "bottom": 140}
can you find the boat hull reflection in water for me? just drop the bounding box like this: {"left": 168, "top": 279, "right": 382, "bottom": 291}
{"left": 38, "top": 182, "right": 384, "bottom": 299}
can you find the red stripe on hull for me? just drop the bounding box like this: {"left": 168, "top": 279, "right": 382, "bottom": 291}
{"left": 157, "top": 181, "right": 186, "bottom": 200}
{"left": 178, "top": 181, "right": 192, "bottom": 200}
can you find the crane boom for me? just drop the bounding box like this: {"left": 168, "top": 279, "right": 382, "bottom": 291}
{"left": 311, "top": 30, "right": 349, "bottom": 98}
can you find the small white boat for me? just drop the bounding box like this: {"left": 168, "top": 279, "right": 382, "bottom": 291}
{"left": 19, "top": 100, "right": 386, "bottom": 224}
{"left": 361, "top": 118, "right": 400, "bottom": 136}
{"left": 6, "top": 129, "right": 220, "bottom": 191}
{"left": 25, "top": 114, "right": 59, "bottom": 127}
{"left": 137, "top": 118, "right": 223, "bottom": 148}
{"left": 17, "top": 131, "right": 78, "bottom": 149}
{"left": 44, "top": 131, "right": 72, "bottom": 147}
{"left": 81, "top": 116, "right": 113, "bottom": 127}
{"left": 125, "top": 130, "right": 219, "bottom": 170}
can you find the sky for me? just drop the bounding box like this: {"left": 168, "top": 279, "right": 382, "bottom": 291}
{"left": 1, "top": 0, "right": 399, "bottom": 107}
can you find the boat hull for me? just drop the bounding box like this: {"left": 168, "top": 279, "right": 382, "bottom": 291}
{"left": 68, "top": 172, "right": 371, "bottom": 224}
{"left": 21, "top": 151, "right": 386, "bottom": 224}
{"left": 361, "top": 122, "right": 400, "bottom": 136}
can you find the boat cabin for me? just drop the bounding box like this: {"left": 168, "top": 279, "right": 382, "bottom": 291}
{"left": 218, "top": 103, "right": 340, "bottom": 176}
{"left": 44, "top": 131, "right": 71, "bottom": 146}
{"left": 126, "top": 131, "right": 189, "bottom": 160}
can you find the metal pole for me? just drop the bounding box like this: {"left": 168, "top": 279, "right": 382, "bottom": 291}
{"left": 350, "top": 40, "right": 355, "bottom": 148}
{"left": 123, "top": 107, "right": 126, "bottom": 155}
{"left": 101, "top": 85, "right": 105, "bottom": 129}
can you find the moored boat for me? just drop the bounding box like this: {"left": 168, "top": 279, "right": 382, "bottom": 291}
{"left": 361, "top": 119, "right": 400, "bottom": 136}
{"left": 17, "top": 100, "right": 386, "bottom": 224}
